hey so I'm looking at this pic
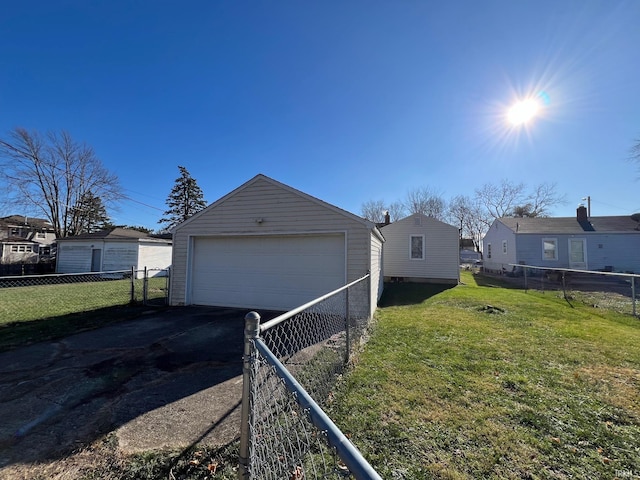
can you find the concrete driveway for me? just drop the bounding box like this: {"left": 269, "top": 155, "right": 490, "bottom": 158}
{"left": 0, "top": 306, "right": 278, "bottom": 471}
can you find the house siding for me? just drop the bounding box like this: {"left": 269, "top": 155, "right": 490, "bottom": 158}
{"left": 482, "top": 220, "right": 517, "bottom": 273}
{"left": 515, "top": 233, "right": 640, "bottom": 273}
{"left": 102, "top": 242, "right": 139, "bottom": 271}
{"left": 57, "top": 242, "right": 93, "bottom": 273}
{"left": 137, "top": 242, "right": 173, "bottom": 273}
{"left": 369, "top": 231, "right": 384, "bottom": 315}
{"left": 171, "top": 176, "right": 378, "bottom": 306}
{"left": 382, "top": 214, "right": 459, "bottom": 283}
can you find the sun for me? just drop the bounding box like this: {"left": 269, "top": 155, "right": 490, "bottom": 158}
{"left": 507, "top": 98, "right": 541, "bottom": 126}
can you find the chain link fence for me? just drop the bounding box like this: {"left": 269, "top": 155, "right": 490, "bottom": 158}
{"left": 0, "top": 267, "right": 170, "bottom": 324}
{"left": 485, "top": 264, "right": 640, "bottom": 317}
{"left": 132, "top": 267, "right": 171, "bottom": 307}
{"left": 239, "top": 275, "right": 382, "bottom": 480}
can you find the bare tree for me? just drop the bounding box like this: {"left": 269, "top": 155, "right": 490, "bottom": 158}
{"left": 448, "top": 195, "right": 488, "bottom": 251}
{"left": 474, "top": 180, "right": 526, "bottom": 221}
{"left": 632, "top": 137, "right": 640, "bottom": 168}
{"left": 404, "top": 187, "right": 447, "bottom": 220}
{"left": 360, "top": 199, "right": 387, "bottom": 223}
{"left": 0, "top": 128, "right": 122, "bottom": 238}
{"left": 523, "top": 182, "right": 566, "bottom": 217}
{"left": 387, "top": 201, "right": 406, "bottom": 222}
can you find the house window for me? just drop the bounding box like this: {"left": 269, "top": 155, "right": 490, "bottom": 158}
{"left": 18, "top": 245, "right": 26, "bottom": 252}
{"left": 11, "top": 245, "right": 18, "bottom": 252}
{"left": 487, "top": 243, "right": 492, "bottom": 259}
{"left": 542, "top": 238, "right": 558, "bottom": 261}
{"left": 36, "top": 232, "right": 46, "bottom": 239}
{"left": 502, "top": 240, "right": 507, "bottom": 254}
{"left": 410, "top": 235, "right": 425, "bottom": 260}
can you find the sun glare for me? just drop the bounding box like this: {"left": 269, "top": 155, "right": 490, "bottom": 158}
{"left": 507, "top": 98, "right": 540, "bottom": 126}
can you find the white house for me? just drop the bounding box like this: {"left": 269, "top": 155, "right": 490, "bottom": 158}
{"left": 381, "top": 213, "right": 460, "bottom": 284}
{"left": 170, "top": 174, "right": 384, "bottom": 314}
{"left": 482, "top": 206, "right": 640, "bottom": 274}
{"left": 56, "top": 228, "right": 172, "bottom": 277}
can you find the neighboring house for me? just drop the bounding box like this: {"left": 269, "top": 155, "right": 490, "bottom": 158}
{"left": 0, "top": 215, "right": 57, "bottom": 264}
{"left": 56, "top": 228, "right": 172, "bottom": 278}
{"left": 0, "top": 237, "right": 40, "bottom": 265}
{"left": 460, "top": 249, "right": 481, "bottom": 263}
{"left": 380, "top": 213, "right": 460, "bottom": 284}
{"left": 482, "top": 206, "right": 640, "bottom": 274}
{"left": 170, "top": 174, "right": 384, "bottom": 314}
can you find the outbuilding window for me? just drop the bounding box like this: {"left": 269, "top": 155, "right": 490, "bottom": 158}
{"left": 410, "top": 235, "right": 424, "bottom": 260}
{"left": 502, "top": 240, "right": 507, "bottom": 254}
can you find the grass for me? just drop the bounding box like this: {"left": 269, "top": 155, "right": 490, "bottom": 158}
{"left": 0, "top": 277, "right": 168, "bottom": 351}
{"left": 330, "top": 271, "right": 640, "bottom": 479}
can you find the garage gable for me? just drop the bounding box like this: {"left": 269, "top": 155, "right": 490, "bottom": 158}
{"left": 170, "top": 174, "right": 382, "bottom": 310}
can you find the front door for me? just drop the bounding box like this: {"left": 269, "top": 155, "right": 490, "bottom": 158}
{"left": 91, "top": 249, "right": 102, "bottom": 272}
{"left": 568, "top": 238, "right": 587, "bottom": 270}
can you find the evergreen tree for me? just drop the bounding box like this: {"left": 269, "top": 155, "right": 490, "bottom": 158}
{"left": 158, "top": 166, "right": 207, "bottom": 230}
{"left": 72, "top": 190, "right": 111, "bottom": 235}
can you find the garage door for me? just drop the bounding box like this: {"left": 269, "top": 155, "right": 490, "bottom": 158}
{"left": 190, "top": 234, "right": 346, "bottom": 311}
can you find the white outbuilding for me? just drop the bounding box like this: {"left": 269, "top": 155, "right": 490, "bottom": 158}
{"left": 56, "top": 228, "right": 172, "bottom": 277}
{"left": 381, "top": 213, "right": 460, "bottom": 284}
{"left": 169, "top": 174, "right": 384, "bottom": 314}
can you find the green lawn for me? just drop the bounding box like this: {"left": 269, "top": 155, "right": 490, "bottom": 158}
{"left": 330, "top": 271, "right": 640, "bottom": 479}
{"left": 0, "top": 277, "right": 168, "bottom": 351}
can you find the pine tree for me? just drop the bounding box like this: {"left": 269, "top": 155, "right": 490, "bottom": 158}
{"left": 72, "top": 190, "right": 111, "bottom": 235}
{"left": 158, "top": 166, "right": 207, "bottom": 230}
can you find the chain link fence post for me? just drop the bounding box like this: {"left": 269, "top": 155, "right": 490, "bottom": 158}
{"left": 130, "top": 266, "right": 135, "bottom": 304}
{"left": 239, "top": 311, "right": 261, "bottom": 480}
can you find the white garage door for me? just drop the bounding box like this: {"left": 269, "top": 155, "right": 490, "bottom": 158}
{"left": 190, "top": 234, "right": 346, "bottom": 311}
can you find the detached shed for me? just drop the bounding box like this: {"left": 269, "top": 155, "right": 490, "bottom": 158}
{"left": 170, "top": 174, "right": 384, "bottom": 314}
{"left": 381, "top": 213, "right": 460, "bottom": 284}
{"left": 56, "top": 228, "right": 172, "bottom": 277}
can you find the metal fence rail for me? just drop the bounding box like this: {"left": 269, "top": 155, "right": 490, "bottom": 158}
{"left": 497, "top": 264, "right": 640, "bottom": 317}
{"left": 0, "top": 267, "right": 170, "bottom": 324}
{"left": 239, "top": 275, "right": 381, "bottom": 480}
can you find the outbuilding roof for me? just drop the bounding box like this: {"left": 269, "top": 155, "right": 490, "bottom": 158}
{"left": 57, "top": 227, "right": 171, "bottom": 242}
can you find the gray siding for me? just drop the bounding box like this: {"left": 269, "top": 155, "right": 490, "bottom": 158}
{"left": 382, "top": 214, "right": 459, "bottom": 282}
{"left": 171, "top": 176, "right": 378, "bottom": 306}
{"left": 515, "top": 233, "right": 640, "bottom": 273}
{"left": 483, "top": 218, "right": 640, "bottom": 274}
{"left": 103, "top": 243, "right": 139, "bottom": 271}
{"left": 56, "top": 242, "right": 93, "bottom": 273}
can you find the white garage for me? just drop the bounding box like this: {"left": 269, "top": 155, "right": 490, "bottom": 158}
{"left": 170, "top": 174, "right": 384, "bottom": 314}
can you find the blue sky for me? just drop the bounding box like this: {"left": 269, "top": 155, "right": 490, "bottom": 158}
{"left": 1, "top": 1, "right": 639, "bottom": 229}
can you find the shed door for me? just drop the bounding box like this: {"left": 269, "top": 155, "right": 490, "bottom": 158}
{"left": 189, "top": 234, "right": 346, "bottom": 311}
{"left": 91, "top": 249, "right": 102, "bottom": 272}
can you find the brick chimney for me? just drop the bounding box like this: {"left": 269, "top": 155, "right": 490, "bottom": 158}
{"left": 577, "top": 205, "right": 588, "bottom": 222}
{"left": 384, "top": 211, "right": 391, "bottom": 225}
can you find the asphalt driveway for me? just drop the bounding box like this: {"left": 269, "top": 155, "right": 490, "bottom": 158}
{"left": 0, "top": 306, "right": 278, "bottom": 471}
